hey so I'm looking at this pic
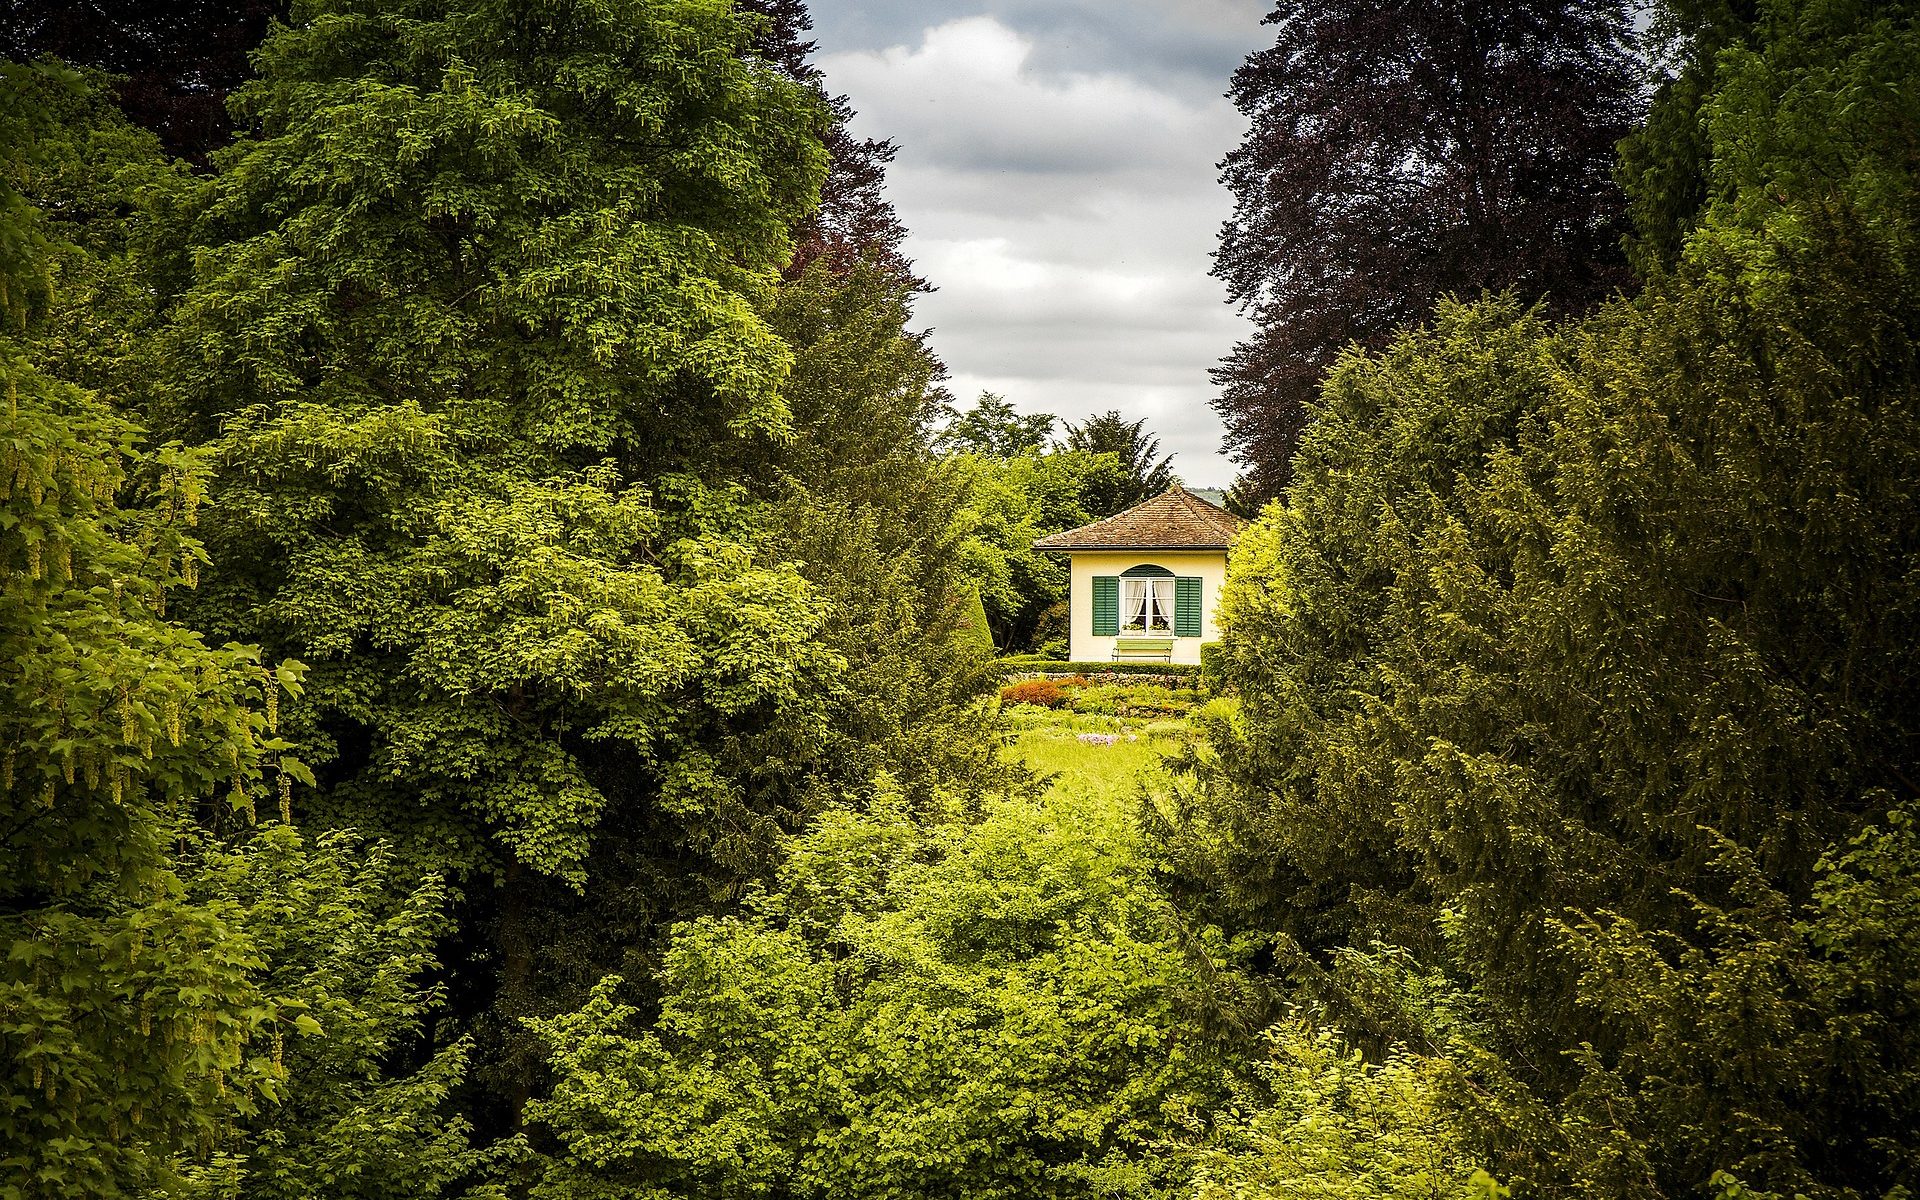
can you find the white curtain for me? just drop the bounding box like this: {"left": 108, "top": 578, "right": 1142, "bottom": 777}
{"left": 1124, "top": 579, "right": 1150, "bottom": 631}
{"left": 1122, "top": 579, "right": 1169, "bottom": 633}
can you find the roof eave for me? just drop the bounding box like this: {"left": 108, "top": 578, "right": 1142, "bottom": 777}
{"left": 1032, "top": 542, "right": 1234, "bottom": 553}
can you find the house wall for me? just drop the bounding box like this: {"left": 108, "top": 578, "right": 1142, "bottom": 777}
{"left": 1066, "top": 550, "right": 1229, "bottom": 665}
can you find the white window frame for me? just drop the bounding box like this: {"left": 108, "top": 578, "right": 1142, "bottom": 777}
{"left": 1120, "top": 577, "right": 1173, "bottom": 635}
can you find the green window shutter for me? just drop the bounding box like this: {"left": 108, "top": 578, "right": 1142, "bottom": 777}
{"left": 1175, "top": 577, "right": 1203, "bottom": 637}
{"left": 1092, "top": 576, "right": 1119, "bottom": 636}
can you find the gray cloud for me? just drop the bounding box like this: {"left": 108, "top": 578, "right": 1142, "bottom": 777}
{"left": 811, "top": 1, "right": 1266, "bottom": 98}
{"left": 807, "top": 2, "right": 1270, "bottom": 484}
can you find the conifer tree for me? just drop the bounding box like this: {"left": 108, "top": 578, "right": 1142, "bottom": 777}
{"left": 1168, "top": 1, "right": 1920, "bottom": 1191}
{"left": 735, "top": 0, "right": 920, "bottom": 286}
{"left": 724, "top": 1, "right": 1001, "bottom": 797}
{"left": 1062, "top": 410, "right": 1176, "bottom": 515}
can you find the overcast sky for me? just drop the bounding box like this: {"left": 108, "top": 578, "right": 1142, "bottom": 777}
{"left": 807, "top": 1, "right": 1272, "bottom": 486}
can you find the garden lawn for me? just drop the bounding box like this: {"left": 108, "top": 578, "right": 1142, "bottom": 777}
{"left": 1001, "top": 682, "right": 1198, "bottom": 805}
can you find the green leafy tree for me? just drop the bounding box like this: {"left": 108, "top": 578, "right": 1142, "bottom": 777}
{"left": 0, "top": 62, "right": 307, "bottom": 1197}
{"left": 2, "top": 60, "right": 488, "bottom": 1198}
{"left": 146, "top": 0, "right": 840, "bottom": 1119}
{"left": 0, "top": 295, "right": 296, "bottom": 1200}
{"left": 1615, "top": 0, "right": 1759, "bottom": 275}
{"left": 167, "top": 828, "right": 490, "bottom": 1200}
{"left": 1195, "top": 1023, "right": 1494, "bottom": 1200}
{"left": 1062, "top": 409, "right": 1176, "bottom": 515}
{"left": 527, "top": 778, "right": 1239, "bottom": 1199}
{"left": 157, "top": 0, "right": 831, "bottom": 878}
{"left": 936, "top": 390, "right": 1057, "bottom": 457}
{"left": 491, "top": 255, "right": 1022, "bottom": 1082}
{"left": 951, "top": 448, "right": 1128, "bottom": 652}
{"left": 469, "top": 0, "right": 1022, "bottom": 1090}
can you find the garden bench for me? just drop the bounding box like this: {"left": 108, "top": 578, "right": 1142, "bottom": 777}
{"left": 1111, "top": 637, "right": 1175, "bottom": 663}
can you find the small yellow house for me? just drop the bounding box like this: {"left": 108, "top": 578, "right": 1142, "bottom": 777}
{"left": 1033, "top": 483, "right": 1245, "bottom": 664}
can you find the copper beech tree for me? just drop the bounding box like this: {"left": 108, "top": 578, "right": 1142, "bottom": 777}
{"left": 1212, "top": 0, "right": 1640, "bottom": 500}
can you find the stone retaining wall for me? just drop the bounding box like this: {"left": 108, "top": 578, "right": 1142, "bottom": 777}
{"left": 1002, "top": 669, "right": 1198, "bottom": 689}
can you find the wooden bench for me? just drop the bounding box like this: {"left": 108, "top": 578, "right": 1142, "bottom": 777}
{"left": 1112, "top": 637, "right": 1175, "bottom": 662}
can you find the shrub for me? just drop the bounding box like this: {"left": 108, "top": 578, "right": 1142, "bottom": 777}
{"left": 1069, "top": 684, "right": 1201, "bottom": 719}
{"left": 995, "top": 657, "right": 1205, "bottom": 682}
{"left": 999, "top": 678, "right": 1067, "bottom": 708}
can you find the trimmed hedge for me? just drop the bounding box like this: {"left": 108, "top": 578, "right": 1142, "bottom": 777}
{"left": 996, "top": 657, "right": 1203, "bottom": 683}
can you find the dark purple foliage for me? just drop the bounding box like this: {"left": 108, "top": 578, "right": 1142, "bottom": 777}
{"left": 1213, "top": 0, "right": 1642, "bottom": 500}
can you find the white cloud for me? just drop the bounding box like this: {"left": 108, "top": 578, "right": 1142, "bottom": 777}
{"left": 816, "top": 14, "right": 1262, "bottom": 483}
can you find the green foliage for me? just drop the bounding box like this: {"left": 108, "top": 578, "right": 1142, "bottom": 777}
{"left": 1622, "top": 0, "right": 1918, "bottom": 277}
{"left": 997, "top": 658, "right": 1205, "bottom": 681}
{"left": 936, "top": 389, "right": 1057, "bottom": 457}
{"left": 753, "top": 258, "right": 1009, "bottom": 806}
{"left": 1167, "top": 2, "right": 1920, "bottom": 1192}
{"left": 1, "top": 63, "right": 302, "bottom": 1198}
{"left": 461, "top": 166, "right": 1017, "bottom": 1118}
{"left": 960, "top": 583, "right": 996, "bottom": 656}
{"left": 168, "top": 828, "right": 489, "bottom": 1200}
{"left": 1193, "top": 1021, "right": 1489, "bottom": 1200}
{"left": 153, "top": 0, "right": 835, "bottom": 887}
{"left": 2, "top": 61, "right": 477, "bottom": 1198}
{"left": 935, "top": 397, "right": 1141, "bottom": 654}
{"left": 953, "top": 448, "right": 1128, "bottom": 651}
{"left": 10, "top": 2, "right": 1918, "bottom": 1197}
{"left": 1062, "top": 410, "right": 1176, "bottom": 515}
{"left": 1061, "top": 683, "right": 1201, "bottom": 720}
{"left": 8, "top": 1, "right": 1011, "bottom": 1188}
{"left": 0, "top": 61, "right": 64, "bottom": 326}
{"left": 527, "top": 780, "right": 1239, "bottom": 1200}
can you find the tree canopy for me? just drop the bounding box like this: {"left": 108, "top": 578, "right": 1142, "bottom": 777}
{"left": 1164, "top": 1, "right": 1920, "bottom": 1192}
{"left": 937, "top": 390, "right": 1058, "bottom": 459}
{"left": 5, "top": 0, "right": 1918, "bottom": 1195}
{"left": 529, "top": 781, "right": 1239, "bottom": 1199}
{"left": 1062, "top": 410, "right": 1176, "bottom": 515}
{"left": 1212, "top": 0, "right": 1640, "bottom": 501}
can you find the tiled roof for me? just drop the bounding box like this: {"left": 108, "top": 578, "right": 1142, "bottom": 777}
{"left": 1033, "top": 483, "right": 1245, "bottom": 551}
